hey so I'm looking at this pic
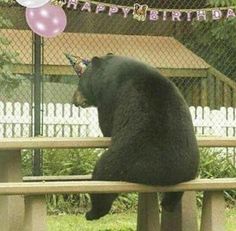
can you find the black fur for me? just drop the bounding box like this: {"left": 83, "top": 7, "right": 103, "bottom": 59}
{"left": 73, "top": 55, "right": 199, "bottom": 220}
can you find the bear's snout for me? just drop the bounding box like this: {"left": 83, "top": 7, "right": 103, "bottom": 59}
{"left": 72, "top": 90, "right": 88, "bottom": 107}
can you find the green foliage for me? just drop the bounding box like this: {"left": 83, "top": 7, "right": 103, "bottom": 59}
{"left": 112, "top": 193, "right": 138, "bottom": 214}
{"left": 43, "top": 148, "right": 102, "bottom": 176}
{"left": 0, "top": 0, "right": 15, "bottom": 5}
{"left": 21, "top": 151, "right": 33, "bottom": 176}
{"left": 0, "top": 4, "right": 22, "bottom": 95}
{"left": 43, "top": 148, "right": 103, "bottom": 214}
{"left": 199, "top": 148, "right": 236, "bottom": 179}
{"left": 22, "top": 148, "right": 103, "bottom": 177}
{"left": 179, "top": 0, "right": 236, "bottom": 80}
{"left": 208, "top": 0, "right": 236, "bottom": 6}
{"left": 22, "top": 148, "right": 103, "bottom": 215}
{"left": 198, "top": 148, "right": 236, "bottom": 206}
{"left": 47, "top": 194, "right": 89, "bottom": 215}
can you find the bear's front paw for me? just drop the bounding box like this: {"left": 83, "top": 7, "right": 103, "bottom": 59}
{"left": 85, "top": 210, "right": 100, "bottom": 221}
{"left": 86, "top": 208, "right": 110, "bottom": 220}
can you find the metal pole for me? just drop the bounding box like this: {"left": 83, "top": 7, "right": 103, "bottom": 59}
{"left": 33, "top": 33, "right": 42, "bottom": 176}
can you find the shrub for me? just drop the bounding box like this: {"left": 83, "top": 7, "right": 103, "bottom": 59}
{"left": 22, "top": 148, "right": 103, "bottom": 214}
{"left": 198, "top": 148, "right": 236, "bottom": 207}
{"left": 0, "top": 0, "right": 22, "bottom": 95}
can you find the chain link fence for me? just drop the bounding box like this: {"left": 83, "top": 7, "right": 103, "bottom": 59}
{"left": 1, "top": 1, "right": 236, "bottom": 167}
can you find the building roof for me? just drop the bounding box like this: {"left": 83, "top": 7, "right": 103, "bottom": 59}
{"left": 1, "top": 29, "right": 209, "bottom": 76}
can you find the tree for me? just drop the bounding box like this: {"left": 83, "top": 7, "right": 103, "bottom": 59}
{"left": 0, "top": 0, "right": 21, "bottom": 94}
{"left": 178, "top": 0, "right": 236, "bottom": 80}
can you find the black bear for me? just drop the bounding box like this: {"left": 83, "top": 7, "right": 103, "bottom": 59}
{"left": 71, "top": 54, "right": 199, "bottom": 220}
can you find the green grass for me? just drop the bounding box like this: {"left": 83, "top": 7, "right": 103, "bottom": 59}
{"left": 48, "top": 212, "right": 136, "bottom": 231}
{"left": 226, "top": 208, "right": 236, "bottom": 231}
{"left": 48, "top": 208, "right": 236, "bottom": 231}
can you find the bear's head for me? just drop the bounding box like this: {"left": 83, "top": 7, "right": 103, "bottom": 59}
{"left": 72, "top": 53, "right": 114, "bottom": 108}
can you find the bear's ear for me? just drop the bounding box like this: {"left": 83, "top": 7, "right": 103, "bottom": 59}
{"left": 91, "top": 56, "right": 101, "bottom": 67}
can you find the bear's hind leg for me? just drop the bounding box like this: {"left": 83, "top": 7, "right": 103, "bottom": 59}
{"left": 127, "top": 159, "right": 184, "bottom": 212}
{"left": 161, "top": 192, "right": 183, "bottom": 212}
{"left": 86, "top": 151, "right": 125, "bottom": 220}
{"left": 86, "top": 193, "right": 118, "bottom": 220}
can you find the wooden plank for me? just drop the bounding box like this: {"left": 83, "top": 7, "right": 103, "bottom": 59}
{"left": 23, "top": 196, "right": 47, "bottom": 231}
{"left": 0, "top": 137, "right": 111, "bottom": 150}
{"left": 0, "top": 150, "right": 24, "bottom": 231}
{"left": 192, "top": 80, "right": 200, "bottom": 106}
{"left": 137, "top": 193, "right": 160, "bottom": 231}
{"left": 207, "top": 73, "right": 215, "bottom": 108}
{"left": 159, "top": 68, "right": 208, "bottom": 78}
{"left": 0, "top": 178, "right": 235, "bottom": 195}
{"left": 12, "top": 64, "right": 75, "bottom": 76}
{"left": 215, "top": 79, "right": 223, "bottom": 109}
{"left": 200, "top": 191, "right": 225, "bottom": 231}
{"left": 209, "top": 67, "right": 236, "bottom": 91}
{"left": 1, "top": 137, "right": 236, "bottom": 150}
{"left": 184, "top": 82, "right": 192, "bottom": 106}
{"left": 23, "top": 175, "right": 92, "bottom": 182}
{"left": 223, "top": 84, "right": 232, "bottom": 107}
{"left": 12, "top": 65, "right": 208, "bottom": 78}
{"left": 233, "top": 91, "right": 236, "bottom": 108}
{"left": 197, "top": 136, "right": 236, "bottom": 147}
{"left": 201, "top": 78, "right": 208, "bottom": 106}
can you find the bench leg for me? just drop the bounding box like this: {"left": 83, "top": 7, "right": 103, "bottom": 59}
{"left": 161, "top": 191, "right": 198, "bottom": 231}
{"left": 24, "top": 195, "right": 47, "bottom": 231}
{"left": 0, "top": 150, "right": 24, "bottom": 231}
{"left": 137, "top": 193, "right": 160, "bottom": 231}
{"left": 200, "top": 191, "right": 225, "bottom": 231}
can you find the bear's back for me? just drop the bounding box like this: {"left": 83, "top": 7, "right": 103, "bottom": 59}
{"left": 103, "top": 56, "right": 199, "bottom": 184}
{"left": 104, "top": 55, "right": 190, "bottom": 120}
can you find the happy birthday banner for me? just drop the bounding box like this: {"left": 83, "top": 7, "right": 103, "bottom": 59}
{"left": 14, "top": 0, "right": 236, "bottom": 38}
{"left": 57, "top": 0, "right": 236, "bottom": 21}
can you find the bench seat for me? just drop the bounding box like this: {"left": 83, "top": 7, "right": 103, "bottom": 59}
{"left": 1, "top": 178, "right": 236, "bottom": 195}
{"left": 0, "top": 178, "right": 235, "bottom": 231}
{"left": 1, "top": 136, "right": 236, "bottom": 150}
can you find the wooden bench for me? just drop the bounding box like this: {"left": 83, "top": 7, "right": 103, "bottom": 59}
{"left": 0, "top": 178, "right": 236, "bottom": 231}
{"left": 0, "top": 137, "right": 236, "bottom": 231}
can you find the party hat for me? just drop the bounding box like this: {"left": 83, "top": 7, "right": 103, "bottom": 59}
{"left": 64, "top": 53, "right": 89, "bottom": 76}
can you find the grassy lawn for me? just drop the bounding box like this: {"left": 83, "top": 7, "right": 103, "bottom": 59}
{"left": 226, "top": 208, "right": 236, "bottom": 231}
{"left": 48, "top": 208, "right": 236, "bottom": 231}
{"left": 48, "top": 212, "right": 136, "bottom": 231}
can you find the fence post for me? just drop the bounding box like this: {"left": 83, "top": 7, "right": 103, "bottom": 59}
{"left": 33, "top": 33, "right": 43, "bottom": 176}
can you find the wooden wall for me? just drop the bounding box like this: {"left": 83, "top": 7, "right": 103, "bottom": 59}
{"left": 170, "top": 68, "right": 236, "bottom": 109}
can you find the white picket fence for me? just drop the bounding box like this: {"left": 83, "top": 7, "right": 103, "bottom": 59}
{"left": 189, "top": 106, "right": 236, "bottom": 137}
{"left": 0, "top": 102, "right": 101, "bottom": 138}
{"left": 1, "top": 101, "right": 236, "bottom": 138}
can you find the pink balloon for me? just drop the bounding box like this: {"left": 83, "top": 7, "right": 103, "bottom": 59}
{"left": 26, "top": 4, "right": 67, "bottom": 38}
